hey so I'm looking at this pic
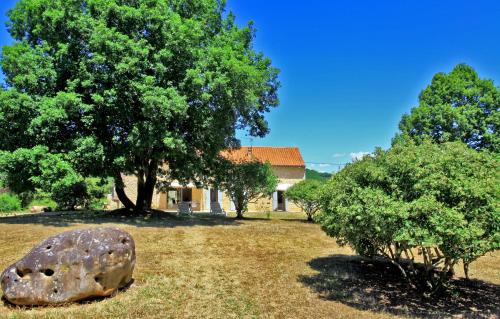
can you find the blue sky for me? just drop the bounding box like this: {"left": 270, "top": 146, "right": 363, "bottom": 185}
{"left": 228, "top": 0, "right": 500, "bottom": 172}
{"left": 1, "top": 1, "right": 500, "bottom": 172}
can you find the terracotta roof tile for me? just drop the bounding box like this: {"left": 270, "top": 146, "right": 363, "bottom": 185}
{"left": 221, "top": 147, "right": 305, "bottom": 167}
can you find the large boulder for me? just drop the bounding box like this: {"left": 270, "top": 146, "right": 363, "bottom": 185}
{"left": 1, "top": 227, "right": 135, "bottom": 305}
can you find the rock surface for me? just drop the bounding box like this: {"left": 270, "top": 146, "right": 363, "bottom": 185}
{"left": 29, "top": 206, "right": 51, "bottom": 213}
{"left": 1, "top": 227, "right": 135, "bottom": 305}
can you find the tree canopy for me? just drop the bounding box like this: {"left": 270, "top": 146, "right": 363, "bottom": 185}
{"left": 286, "top": 179, "right": 323, "bottom": 221}
{"left": 0, "top": 0, "right": 280, "bottom": 211}
{"left": 305, "top": 169, "right": 331, "bottom": 181}
{"left": 317, "top": 141, "right": 499, "bottom": 293}
{"left": 0, "top": 146, "right": 111, "bottom": 210}
{"left": 396, "top": 64, "right": 499, "bottom": 152}
{"left": 214, "top": 159, "right": 278, "bottom": 219}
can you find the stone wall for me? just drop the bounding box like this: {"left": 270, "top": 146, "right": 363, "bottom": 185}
{"left": 272, "top": 166, "right": 306, "bottom": 182}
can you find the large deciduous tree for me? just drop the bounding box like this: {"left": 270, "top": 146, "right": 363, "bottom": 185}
{"left": 317, "top": 141, "right": 499, "bottom": 293}
{"left": 0, "top": 0, "right": 279, "bottom": 211}
{"left": 395, "top": 64, "right": 499, "bottom": 152}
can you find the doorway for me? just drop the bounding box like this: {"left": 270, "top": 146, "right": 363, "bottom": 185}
{"left": 166, "top": 189, "right": 178, "bottom": 210}
{"left": 277, "top": 191, "right": 286, "bottom": 211}
{"left": 181, "top": 188, "right": 192, "bottom": 203}
{"left": 167, "top": 188, "right": 193, "bottom": 210}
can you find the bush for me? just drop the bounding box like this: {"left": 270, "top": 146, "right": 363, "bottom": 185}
{"left": 50, "top": 177, "right": 88, "bottom": 211}
{"left": 286, "top": 180, "right": 323, "bottom": 221}
{"left": 49, "top": 177, "right": 111, "bottom": 211}
{"left": 0, "top": 193, "right": 22, "bottom": 212}
{"left": 1, "top": 148, "right": 111, "bottom": 211}
{"left": 84, "top": 178, "right": 112, "bottom": 210}
{"left": 317, "top": 141, "right": 499, "bottom": 294}
{"left": 28, "top": 196, "right": 57, "bottom": 210}
{"left": 87, "top": 198, "right": 108, "bottom": 210}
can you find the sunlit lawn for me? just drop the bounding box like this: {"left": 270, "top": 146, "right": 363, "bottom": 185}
{"left": 0, "top": 211, "right": 498, "bottom": 318}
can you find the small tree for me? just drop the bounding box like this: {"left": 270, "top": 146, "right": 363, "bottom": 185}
{"left": 215, "top": 159, "right": 278, "bottom": 219}
{"left": 286, "top": 180, "right": 323, "bottom": 221}
{"left": 317, "top": 141, "right": 499, "bottom": 294}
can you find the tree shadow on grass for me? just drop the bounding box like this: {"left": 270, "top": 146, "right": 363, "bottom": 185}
{"left": 0, "top": 210, "right": 242, "bottom": 228}
{"left": 239, "top": 217, "right": 309, "bottom": 223}
{"left": 299, "top": 254, "right": 500, "bottom": 318}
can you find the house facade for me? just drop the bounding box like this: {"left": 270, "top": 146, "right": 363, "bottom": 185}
{"left": 111, "top": 147, "right": 306, "bottom": 213}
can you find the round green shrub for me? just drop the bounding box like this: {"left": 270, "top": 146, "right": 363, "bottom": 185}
{"left": 317, "top": 141, "right": 499, "bottom": 293}
{"left": 0, "top": 193, "right": 22, "bottom": 212}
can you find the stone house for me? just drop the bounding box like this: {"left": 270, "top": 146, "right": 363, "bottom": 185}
{"left": 111, "top": 147, "right": 306, "bottom": 213}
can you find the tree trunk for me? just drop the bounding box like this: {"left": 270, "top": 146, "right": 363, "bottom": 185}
{"left": 463, "top": 262, "right": 470, "bottom": 281}
{"left": 236, "top": 209, "right": 244, "bottom": 219}
{"left": 144, "top": 162, "right": 157, "bottom": 209}
{"left": 134, "top": 160, "right": 158, "bottom": 213}
{"left": 114, "top": 173, "right": 135, "bottom": 210}
{"left": 135, "top": 170, "right": 146, "bottom": 212}
{"left": 234, "top": 196, "right": 245, "bottom": 219}
{"left": 306, "top": 210, "right": 313, "bottom": 222}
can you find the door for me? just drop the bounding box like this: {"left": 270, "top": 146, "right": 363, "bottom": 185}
{"left": 181, "top": 188, "right": 192, "bottom": 203}
{"left": 277, "top": 191, "right": 286, "bottom": 211}
{"left": 167, "top": 188, "right": 193, "bottom": 210}
{"left": 167, "top": 189, "right": 179, "bottom": 210}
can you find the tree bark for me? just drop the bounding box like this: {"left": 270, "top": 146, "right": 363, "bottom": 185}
{"left": 234, "top": 196, "right": 245, "bottom": 219}
{"left": 144, "top": 161, "right": 158, "bottom": 209}
{"left": 134, "top": 160, "right": 158, "bottom": 212}
{"left": 306, "top": 210, "right": 313, "bottom": 222}
{"left": 114, "top": 173, "right": 135, "bottom": 210}
{"left": 135, "top": 169, "right": 146, "bottom": 212}
{"left": 236, "top": 209, "right": 244, "bottom": 219}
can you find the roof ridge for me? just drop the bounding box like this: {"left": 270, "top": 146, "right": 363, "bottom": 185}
{"left": 239, "top": 146, "right": 299, "bottom": 149}
{"left": 221, "top": 146, "right": 305, "bottom": 167}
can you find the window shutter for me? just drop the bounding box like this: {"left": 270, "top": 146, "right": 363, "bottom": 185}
{"left": 272, "top": 192, "right": 278, "bottom": 211}
{"left": 218, "top": 190, "right": 223, "bottom": 206}
{"left": 204, "top": 188, "right": 211, "bottom": 212}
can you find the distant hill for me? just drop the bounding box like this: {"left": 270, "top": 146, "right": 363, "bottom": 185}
{"left": 305, "top": 169, "right": 332, "bottom": 181}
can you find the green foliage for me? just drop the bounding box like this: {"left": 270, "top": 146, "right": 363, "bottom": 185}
{"left": 317, "top": 141, "right": 499, "bottom": 293}
{"left": 49, "top": 176, "right": 87, "bottom": 211}
{"left": 0, "top": 0, "right": 280, "bottom": 211}
{"left": 0, "top": 148, "right": 110, "bottom": 210}
{"left": 396, "top": 64, "right": 500, "bottom": 152}
{"left": 286, "top": 180, "right": 323, "bottom": 221}
{"left": 0, "top": 146, "right": 47, "bottom": 194}
{"left": 0, "top": 146, "right": 84, "bottom": 210}
{"left": 305, "top": 169, "right": 332, "bottom": 181}
{"left": 215, "top": 159, "right": 278, "bottom": 218}
{"left": 0, "top": 193, "right": 22, "bottom": 212}
{"left": 41, "top": 177, "right": 110, "bottom": 211}
{"left": 28, "top": 196, "right": 57, "bottom": 210}
{"left": 85, "top": 177, "right": 113, "bottom": 210}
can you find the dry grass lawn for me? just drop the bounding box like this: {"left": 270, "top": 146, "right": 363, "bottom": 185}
{"left": 0, "top": 211, "right": 498, "bottom": 319}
